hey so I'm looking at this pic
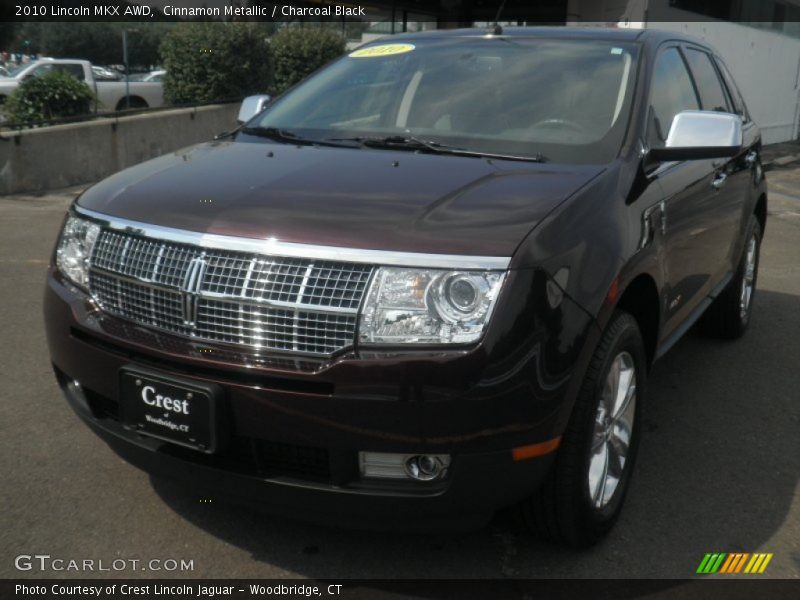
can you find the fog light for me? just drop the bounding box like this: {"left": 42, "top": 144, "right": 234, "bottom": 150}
{"left": 405, "top": 455, "right": 448, "bottom": 481}
{"left": 359, "top": 452, "right": 450, "bottom": 481}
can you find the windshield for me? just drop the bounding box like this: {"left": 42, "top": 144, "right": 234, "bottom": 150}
{"left": 250, "top": 37, "right": 639, "bottom": 164}
{"left": 6, "top": 63, "right": 30, "bottom": 78}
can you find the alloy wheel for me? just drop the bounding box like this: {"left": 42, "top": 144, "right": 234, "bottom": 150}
{"left": 588, "top": 351, "right": 637, "bottom": 509}
{"left": 740, "top": 236, "right": 757, "bottom": 320}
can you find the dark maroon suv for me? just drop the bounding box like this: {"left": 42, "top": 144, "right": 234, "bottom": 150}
{"left": 45, "top": 27, "right": 766, "bottom": 545}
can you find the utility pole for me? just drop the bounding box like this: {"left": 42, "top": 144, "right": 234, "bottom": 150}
{"left": 122, "top": 30, "right": 131, "bottom": 110}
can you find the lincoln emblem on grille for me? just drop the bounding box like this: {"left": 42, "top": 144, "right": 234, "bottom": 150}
{"left": 181, "top": 255, "right": 207, "bottom": 327}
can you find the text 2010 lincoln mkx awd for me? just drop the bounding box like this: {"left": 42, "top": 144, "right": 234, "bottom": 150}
{"left": 45, "top": 28, "right": 766, "bottom": 545}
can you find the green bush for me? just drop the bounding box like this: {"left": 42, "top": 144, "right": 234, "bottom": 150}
{"left": 5, "top": 70, "right": 94, "bottom": 124}
{"left": 160, "top": 23, "right": 272, "bottom": 105}
{"left": 270, "top": 27, "right": 346, "bottom": 94}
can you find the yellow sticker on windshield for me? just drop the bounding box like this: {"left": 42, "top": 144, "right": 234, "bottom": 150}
{"left": 349, "top": 43, "right": 415, "bottom": 58}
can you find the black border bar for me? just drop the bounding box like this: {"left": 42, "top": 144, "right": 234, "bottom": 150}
{"left": 3, "top": 579, "right": 800, "bottom": 600}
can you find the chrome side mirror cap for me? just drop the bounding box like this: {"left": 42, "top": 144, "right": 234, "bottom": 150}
{"left": 650, "top": 110, "right": 743, "bottom": 162}
{"left": 666, "top": 110, "right": 743, "bottom": 150}
{"left": 237, "top": 94, "right": 272, "bottom": 124}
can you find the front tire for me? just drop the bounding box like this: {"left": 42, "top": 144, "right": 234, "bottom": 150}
{"left": 521, "top": 311, "right": 646, "bottom": 547}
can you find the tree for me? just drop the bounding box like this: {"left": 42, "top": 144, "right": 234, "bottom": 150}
{"left": 160, "top": 23, "right": 271, "bottom": 104}
{"left": 8, "top": 22, "right": 43, "bottom": 56}
{"left": 9, "top": 23, "right": 171, "bottom": 69}
{"left": 270, "top": 27, "right": 346, "bottom": 94}
{"left": 0, "top": 23, "right": 16, "bottom": 51}
{"left": 117, "top": 24, "right": 172, "bottom": 69}
{"left": 38, "top": 23, "right": 119, "bottom": 64}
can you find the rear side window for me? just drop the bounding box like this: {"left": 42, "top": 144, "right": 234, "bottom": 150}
{"left": 684, "top": 48, "right": 730, "bottom": 112}
{"left": 30, "top": 64, "right": 54, "bottom": 78}
{"left": 648, "top": 47, "right": 699, "bottom": 148}
{"left": 56, "top": 64, "right": 85, "bottom": 81}
{"left": 716, "top": 59, "right": 749, "bottom": 121}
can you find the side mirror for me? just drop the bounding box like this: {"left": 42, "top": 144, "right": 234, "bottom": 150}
{"left": 237, "top": 94, "right": 271, "bottom": 124}
{"left": 649, "top": 110, "right": 743, "bottom": 162}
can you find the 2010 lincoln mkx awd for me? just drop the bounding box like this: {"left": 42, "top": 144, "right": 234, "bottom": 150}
{"left": 44, "top": 27, "right": 766, "bottom": 546}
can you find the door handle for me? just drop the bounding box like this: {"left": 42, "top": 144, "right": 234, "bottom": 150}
{"left": 711, "top": 172, "right": 728, "bottom": 189}
{"left": 745, "top": 150, "right": 758, "bottom": 167}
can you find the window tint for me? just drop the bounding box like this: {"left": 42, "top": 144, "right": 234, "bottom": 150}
{"left": 684, "top": 48, "right": 729, "bottom": 112}
{"left": 648, "top": 47, "right": 699, "bottom": 147}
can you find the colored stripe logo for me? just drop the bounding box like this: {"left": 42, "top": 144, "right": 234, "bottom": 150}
{"left": 697, "top": 553, "right": 773, "bottom": 574}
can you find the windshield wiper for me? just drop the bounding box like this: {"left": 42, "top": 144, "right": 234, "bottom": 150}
{"left": 239, "top": 126, "right": 310, "bottom": 143}
{"left": 239, "top": 126, "right": 363, "bottom": 149}
{"left": 326, "top": 135, "right": 547, "bottom": 163}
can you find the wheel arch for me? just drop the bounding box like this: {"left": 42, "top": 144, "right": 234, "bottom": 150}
{"left": 115, "top": 96, "right": 149, "bottom": 111}
{"left": 614, "top": 273, "right": 661, "bottom": 368}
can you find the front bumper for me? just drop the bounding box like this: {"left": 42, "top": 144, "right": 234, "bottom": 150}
{"left": 44, "top": 267, "right": 593, "bottom": 528}
{"left": 58, "top": 371, "right": 553, "bottom": 530}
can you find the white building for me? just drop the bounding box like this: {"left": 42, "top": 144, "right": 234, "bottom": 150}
{"left": 566, "top": 0, "right": 800, "bottom": 143}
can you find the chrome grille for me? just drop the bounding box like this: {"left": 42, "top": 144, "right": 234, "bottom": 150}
{"left": 91, "top": 272, "right": 187, "bottom": 334}
{"left": 93, "top": 231, "right": 202, "bottom": 288}
{"left": 88, "top": 230, "right": 373, "bottom": 356}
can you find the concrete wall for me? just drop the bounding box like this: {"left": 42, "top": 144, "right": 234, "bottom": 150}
{"left": 567, "top": 0, "right": 647, "bottom": 25}
{"left": 566, "top": 0, "right": 800, "bottom": 144}
{"left": 0, "top": 103, "right": 239, "bottom": 195}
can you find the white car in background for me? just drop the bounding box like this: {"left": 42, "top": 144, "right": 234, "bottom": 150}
{"left": 140, "top": 69, "right": 166, "bottom": 83}
{"left": 91, "top": 65, "right": 123, "bottom": 81}
{"left": 0, "top": 58, "right": 164, "bottom": 111}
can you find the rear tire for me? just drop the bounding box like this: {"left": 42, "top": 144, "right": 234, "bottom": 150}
{"left": 520, "top": 310, "right": 646, "bottom": 547}
{"left": 700, "top": 215, "right": 761, "bottom": 339}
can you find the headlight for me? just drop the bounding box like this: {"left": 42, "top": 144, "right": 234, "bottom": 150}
{"left": 56, "top": 214, "right": 101, "bottom": 288}
{"left": 359, "top": 268, "right": 506, "bottom": 345}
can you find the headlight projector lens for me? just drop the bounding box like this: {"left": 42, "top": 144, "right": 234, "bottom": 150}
{"left": 446, "top": 275, "right": 479, "bottom": 313}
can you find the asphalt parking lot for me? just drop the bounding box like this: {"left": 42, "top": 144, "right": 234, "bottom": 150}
{"left": 1, "top": 166, "right": 798, "bottom": 580}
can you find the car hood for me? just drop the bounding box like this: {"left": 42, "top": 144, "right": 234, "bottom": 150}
{"left": 77, "top": 138, "right": 605, "bottom": 257}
